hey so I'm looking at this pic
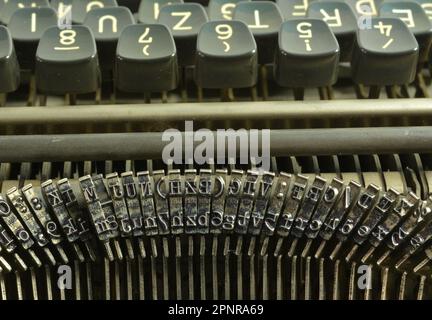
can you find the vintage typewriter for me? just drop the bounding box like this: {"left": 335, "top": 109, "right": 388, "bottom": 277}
{"left": 0, "top": 0, "right": 432, "bottom": 301}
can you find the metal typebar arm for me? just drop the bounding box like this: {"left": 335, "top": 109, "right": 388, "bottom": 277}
{"left": 0, "top": 127, "right": 430, "bottom": 162}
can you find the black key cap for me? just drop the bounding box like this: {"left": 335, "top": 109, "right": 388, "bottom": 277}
{"left": 307, "top": 1, "right": 357, "bottom": 62}
{"left": 351, "top": 18, "right": 418, "bottom": 86}
{"left": 9, "top": 7, "right": 57, "bottom": 70}
{"left": 1, "top": 0, "right": 50, "bottom": 25}
{"left": 158, "top": 3, "right": 208, "bottom": 66}
{"left": 115, "top": 24, "right": 178, "bottom": 92}
{"left": 36, "top": 25, "right": 101, "bottom": 94}
{"left": 380, "top": 1, "right": 432, "bottom": 64}
{"left": 274, "top": 19, "right": 339, "bottom": 88}
{"left": 233, "top": 1, "right": 283, "bottom": 64}
{"left": 414, "top": 0, "right": 432, "bottom": 21}
{"left": 0, "top": 26, "right": 20, "bottom": 93}
{"left": 84, "top": 7, "right": 134, "bottom": 74}
{"left": 208, "top": 0, "right": 249, "bottom": 21}
{"left": 276, "top": 0, "right": 312, "bottom": 20}
{"left": 71, "top": 0, "right": 118, "bottom": 24}
{"left": 138, "top": 0, "right": 183, "bottom": 24}
{"left": 194, "top": 20, "right": 258, "bottom": 88}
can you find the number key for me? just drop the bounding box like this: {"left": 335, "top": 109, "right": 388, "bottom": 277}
{"left": 115, "top": 24, "right": 179, "bottom": 92}
{"left": 274, "top": 19, "right": 339, "bottom": 88}
{"left": 351, "top": 18, "right": 419, "bottom": 86}
{"left": 208, "top": 0, "right": 249, "bottom": 21}
{"left": 380, "top": 1, "right": 432, "bottom": 63}
{"left": 194, "top": 21, "right": 258, "bottom": 88}
{"left": 35, "top": 26, "right": 101, "bottom": 94}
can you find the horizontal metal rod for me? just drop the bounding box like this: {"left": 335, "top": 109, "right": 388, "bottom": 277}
{"left": 0, "top": 99, "right": 432, "bottom": 126}
{"left": 0, "top": 127, "right": 431, "bottom": 162}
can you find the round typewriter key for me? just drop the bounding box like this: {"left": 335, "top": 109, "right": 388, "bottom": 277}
{"left": 274, "top": 19, "right": 340, "bottom": 88}
{"left": 307, "top": 1, "right": 357, "bottom": 62}
{"left": 84, "top": 7, "right": 134, "bottom": 74}
{"left": 158, "top": 3, "right": 208, "bottom": 66}
{"left": 351, "top": 17, "right": 419, "bottom": 86}
{"left": 208, "top": 0, "right": 250, "bottom": 21}
{"left": 71, "top": 0, "right": 118, "bottom": 24}
{"left": 9, "top": 7, "right": 57, "bottom": 70}
{"left": 380, "top": 1, "right": 432, "bottom": 64}
{"left": 0, "top": 0, "right": 49, "bottom": 25}
{"left": 138, "top": 0, "right": 184, "bottom": 24}
{"left": 35, "top": 25, "right": 101, "bottom": 94}
{"left": 115, "top": 24, "right": 179, "bottom": 92}
{"left": 194, "top": 20, "right": 258, "bottom": 89}
{"left": 233, "top": 1, "right": 283, "bottom": 64}
{"left": 0, "top": 26, "right": 20, "bottom": 93}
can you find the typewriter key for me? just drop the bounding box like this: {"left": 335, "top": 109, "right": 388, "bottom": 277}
{"left": 351, "top": 18, "right": 419, "bottom": 87}
{"left": 414, "top": 0, "right": 432, "bottom": 20}
{"left": 208, "top": 0, "right": 249, "bottom": 21}
{"left": 71, "top": 0, "right": 118, "bottom": 24}
{"left": 138, "top": 0, "right": 184, "bottom": 24}
{"left": 36, "top": 25, "right": 101, "bottom": 94}
{"left": 380, "top": 1, "right": 432, "bottom": 63}
{"left": 115, "top": 24, "right": 179, "bottom": 92}
{"left": 8, "top": 7, "right": 57, "bottom": 70}
{"left": 0, "top": 26, "right": 20, "bottom": 94}
{"left": 344, "top": 0, "right": 381, "bottom": 17}
{"left": 233, "top": 1, "right": 283, "bottom": 64}
{"left": 0, "top": 0, "right": 49, "bottom": 25}
{"left": 275, "top": 19, "right": 340, "bottom": 89}
{"left": 194, "top": 20, "right": 258, "bottom": 89}
{"left": 83, "top": 7, "right": 134, "bottom": 74}
{"left": 276, "top": 0, "right": 310, "bottom": 20}
{"left": 307, "top": 1, "right": 357, "bottom": 62}
{"left": 158, "top": 3, "right": 208, "bottom": 66}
